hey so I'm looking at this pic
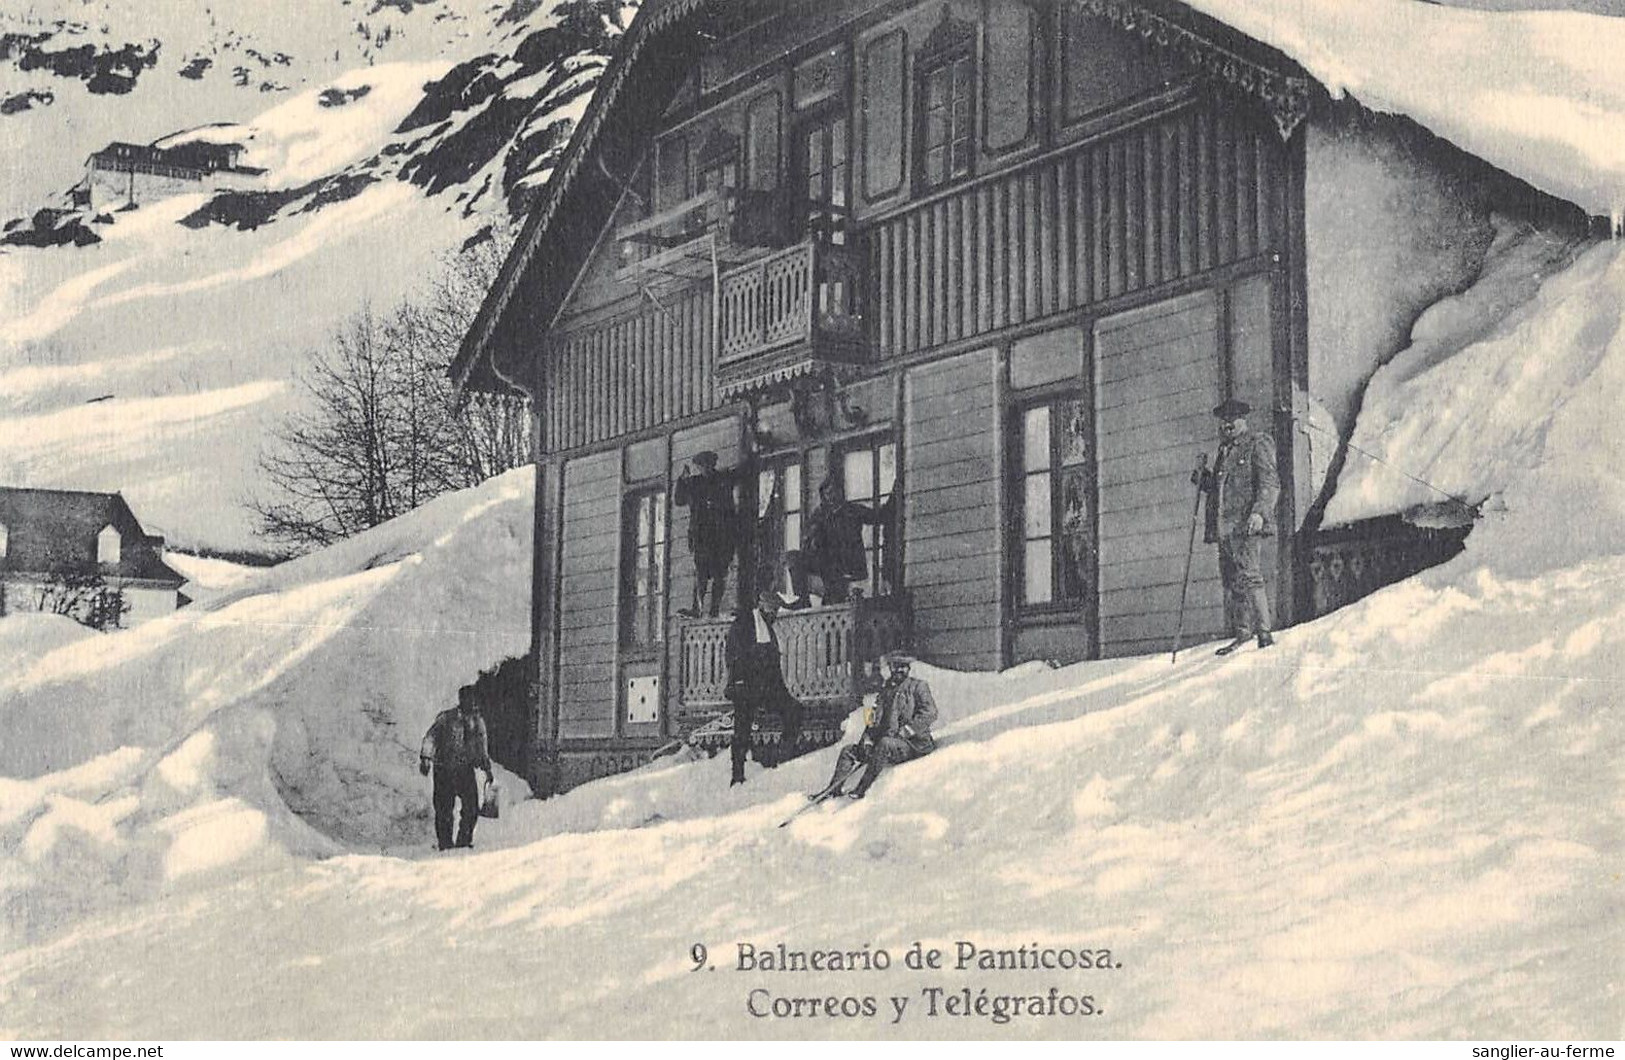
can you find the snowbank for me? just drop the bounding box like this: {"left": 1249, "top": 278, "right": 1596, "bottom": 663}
{"left": 0, "top": 468, "right": 532, "bottom": 947}
{"left": 0, "top": 613, "right": 95, "bottom": 674}
{"left": 2, "top": 548, "right": 1619, "bottom": 1036}
{"left": 2, "top": 346, "right": 1622, "bottom": 1035}
{"left": 1187, "top": 0, "right": 1625, "bottom": 218}
{"left": 1325, "top": 233, "right": 1617, "bottom": 530}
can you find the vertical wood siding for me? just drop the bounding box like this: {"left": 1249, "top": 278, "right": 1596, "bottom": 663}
{"left": 558, "top": 450, "right": 622, "bottom": 737}
{"left": 545, "top": 290, "right": 716, "bottom": 454}
{"left": 902, "top": 348, "right": 1002, "bottom": 670}
{"left": 871, "top": 102, "right": 1283, "bottom": 358}
{"left": 1093, "top": 292, "right": 1225, "bottom": 657}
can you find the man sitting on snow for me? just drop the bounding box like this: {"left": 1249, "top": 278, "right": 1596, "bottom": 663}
{"left": 419, "top": 688, "right": 494, "bottom": 851}
{"left": 811, "top": 652, "right": 937, "bottom": 801}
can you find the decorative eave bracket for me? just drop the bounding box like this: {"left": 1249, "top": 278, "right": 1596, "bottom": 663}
{"left": 1076, "top": 0, "right": 1313, "bottom": 140}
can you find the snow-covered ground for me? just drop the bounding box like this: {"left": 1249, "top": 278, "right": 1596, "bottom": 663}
{"left": 3, "top": 229, "right": 1623, "bottom": 1034}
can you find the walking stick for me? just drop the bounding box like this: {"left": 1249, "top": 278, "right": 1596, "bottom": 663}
{"left": 1171, "top": 453, "right": 1208, "bottom": 664}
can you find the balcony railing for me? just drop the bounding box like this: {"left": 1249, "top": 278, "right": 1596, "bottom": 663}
{"left": 1308, "top": 516, "right": 1469, "bottom": 618}
{"left": 677, "top": 594, "right": 912, "bottom": 753}
{"left": 715, "top": 236, "right": 867, "bottom": 398}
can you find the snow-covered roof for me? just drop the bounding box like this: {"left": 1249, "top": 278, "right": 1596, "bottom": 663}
{"left": 1183, "top": 0, "right": 1625, "bottom": 219}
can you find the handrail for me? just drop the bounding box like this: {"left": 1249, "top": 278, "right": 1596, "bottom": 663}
{"left": 677, "top": 595, "right": 911, "bottom": 712}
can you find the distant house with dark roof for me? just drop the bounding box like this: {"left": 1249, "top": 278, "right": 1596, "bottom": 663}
{"left": 77, "top": 140, "right": 268, "bottom": 210}
{"left": 0, "top": 488, "right": 188, "bottom": 628}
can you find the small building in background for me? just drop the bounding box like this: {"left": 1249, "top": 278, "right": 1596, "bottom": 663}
{"left": 76, "top": 140, "right": 267, "bottom": 211}
{"left": 0, "top": 487, "right": 188, "bottom": 629}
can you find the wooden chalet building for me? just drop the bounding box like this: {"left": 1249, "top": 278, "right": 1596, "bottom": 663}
{"left": 0, "top": 487, "right": 188, "bottom": 628}
{"left": 455, "top": 0, "right": 1595, "bottom": 793}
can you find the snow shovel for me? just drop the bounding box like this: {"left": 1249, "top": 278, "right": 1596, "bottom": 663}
{"left": 1170, "top": 452, "right": 1208, "bottom": 664}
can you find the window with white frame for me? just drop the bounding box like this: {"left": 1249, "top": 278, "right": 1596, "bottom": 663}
{"left": 97, "top": 524, "right": 121, "bottom": 566}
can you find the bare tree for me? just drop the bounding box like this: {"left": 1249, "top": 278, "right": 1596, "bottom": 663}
{"left": 36, "top": 572, "right": 129, "bottom": 631}
{"left": 408, "top": 224, "right": 533, "bottom": 482}
{"left": 250, "top": 229, "right": 534, "bottom": 550}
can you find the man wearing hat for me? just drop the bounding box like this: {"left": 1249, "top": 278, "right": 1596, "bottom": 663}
{"left": 724, "top": 588, "right": 806, "bottom": 785}
{"left": 675, "top": 449, "right": 742, "bottom": 617}
{"left": 1198, "top": 399, "right": 1280, "bottom": 654}
{"left": 419, "top": 687, "right": 494, "bottom": 851}
{"left": 811, "top": 651, "right": 937, "bottom": 800}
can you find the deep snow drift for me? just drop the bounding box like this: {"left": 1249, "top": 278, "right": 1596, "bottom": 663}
{"left": 0, "top": 468, "right": 532, "bottom": 948}
{"left": 2, "top": 238, "right": 1623, "bottom": 1035}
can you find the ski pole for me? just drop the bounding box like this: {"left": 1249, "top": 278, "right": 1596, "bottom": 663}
{"left": 1171, "top": 452, "right": 1208, "bottom": 664}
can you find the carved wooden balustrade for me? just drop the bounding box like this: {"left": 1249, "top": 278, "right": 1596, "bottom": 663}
{"left": 1307, "top": 516, "right": 1470, "bottom": 618}
{"left": 715, "top": 234, "right": 868, "bottom": 400}
{"left": 677, "top": 593, "right": 912, "bottom": 755}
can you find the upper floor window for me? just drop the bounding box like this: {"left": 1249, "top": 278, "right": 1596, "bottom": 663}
{"left": 621, "top": 489, "right": 667, "bottom": 651}
{"left": 1013, "top": 398, "right": 1095, "bottom": 611}
{"left": 696, "top": 126, "right": 740, "bottom": 232}
{"left": 915, "top": 14, "right": 977, "bottom": 192}
{"left": 655, "top": 134, "right": 690, "bottom": 212}
{"left": 97, "top": 524, "right": 121, "bottom": 566}
{"left": 0, "top": 521, "right": 8, "bottom": 559}
{"left": 797, "top": 109, "right": 849, "bottom": 242}
{"left": 696, "top": 128, "right": 740, "bottom": 198}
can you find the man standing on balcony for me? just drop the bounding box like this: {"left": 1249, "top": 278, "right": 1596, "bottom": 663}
{"left": 724, "top": 588, "right": 805, "bottom": 786}
{"left": 804, "top": 475, "right": 894, "bottom": 605}
{"left": 811, "top": 653, "right": 937, "bottom": 801}
{"left": 1196, "top": 399, "right": 1280, "bottom": 655}
{"left": 675, "top": 449, "right": 742, "bottom": 618}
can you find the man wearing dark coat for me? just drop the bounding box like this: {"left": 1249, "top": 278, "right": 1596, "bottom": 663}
{"left": 812, "top": 653, "right": 937, "bottom": 800}
{"left": 803, "top": 475, "right": 894, "bottom": 604}
{"left": 724, "top": 589, "right": 806, "bottom": 785}
{"left": 674, "top": 449, "right": 742, "bottom": 617}
{"left": 1197, "top": 399, "right": 1280, "bottom": 655}
{"left": 419, "top": 688, "right": 494, "bottom": 850}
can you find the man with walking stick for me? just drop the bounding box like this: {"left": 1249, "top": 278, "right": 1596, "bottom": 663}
{"left": 1192, "top": 399, "right": 1280, "bottom": 656}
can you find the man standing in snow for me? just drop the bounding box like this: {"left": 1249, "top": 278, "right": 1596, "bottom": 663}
{"left": 419, "top": 688, "right": 494, "bottom": 851}
{"left": 811, "top": 653, "right": 937, "bottom": 800}
{"left": 1197, "top": 399, "right": 1280, "bottom": 655}
{"left": 724, "top": 588, "right": 805, "bottom": 785}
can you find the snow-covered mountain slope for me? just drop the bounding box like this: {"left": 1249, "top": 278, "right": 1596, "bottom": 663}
{"left": 0, "top": 1, "right": 622, "bottom": 552}
{"left": 2, "top": 240, "right": 1623, "bottom": 1037}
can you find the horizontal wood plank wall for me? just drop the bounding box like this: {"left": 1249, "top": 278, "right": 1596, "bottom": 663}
{"left": 903, "top": 348, "right": 1002, "bottom": 670}
{"left": 558, "top": 449, "right": 622, "bottom": 737}
{"left": 545, "top": 290, "right": 715, "bottom": 454}
{"left": 1094, "top": 292, "right": 1225, "bottom": 656}
{"left": 870, "top": 102, "right": 1283, "bottom": 358}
